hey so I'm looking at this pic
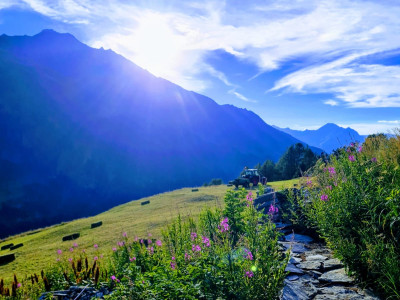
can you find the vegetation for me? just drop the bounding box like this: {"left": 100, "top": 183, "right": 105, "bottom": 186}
{"left": 0, "top": 186, "right": 288, "bottom": 299}
{"left": 284, "top": 133, "right": 400, "bottom": 299}
{"left": 203, "top": 178, "right": 223, "bottom": 186}
{"left": 258, "top": 143, "right": 318, "bottom": 181}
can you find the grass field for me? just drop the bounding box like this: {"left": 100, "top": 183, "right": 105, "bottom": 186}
{"left": 0, "top": 179, "right": 298, "bottom": 283}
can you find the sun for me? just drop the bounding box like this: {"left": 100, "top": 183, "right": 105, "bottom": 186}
{"left": 130, "top": 14, "right": 185, "bottom": 78}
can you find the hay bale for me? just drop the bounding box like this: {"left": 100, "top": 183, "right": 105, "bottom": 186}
{"left": 141, "top": 200, "right": 150, "bottom": 206}
{"left": 1, "top": 243, "right": 14, "bottom": 250}
{"left": 62, "top": 233, "right": 80, "bottom": 242}
{"left": 0, "top": 253, "right": 15, "bottom": 265}
{"left": 91, "top": 221, "right": 103, "bottom": 229}
{"left": 191, "top": 188, "right": 199, "bottom": 192}
{"left": 9, "top": 243, "right": 23, "bottom": 250}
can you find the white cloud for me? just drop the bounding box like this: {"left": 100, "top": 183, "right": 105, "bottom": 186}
{"left": 4, "top": 0, "right": 400, "bottom": 103}
{"left": 229, "top": 89, "right": 256, "bottom": 103}
{"left": 378, "top": 120, "right": 400, "bottom": 124}
{"left": 324, "top": 100, "right": 339, "bottom": 106}
{"left": 338, "top": 122, "right": 400, "bottom": 135}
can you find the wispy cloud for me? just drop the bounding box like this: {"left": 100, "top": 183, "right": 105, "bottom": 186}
{"left": 378, "top": 120, "right": 400, "bottom": 124}
{"left": 3, "top": 0, "right": 400, "bottom": 105}
{"left": 228, "top": 89, "right": 256, "bottom": 103}
{"left": 324, "top": 100, "right": 339, "bottom": 106}
{"left": 338, "top": 122, "right": 400, "bottom": 135}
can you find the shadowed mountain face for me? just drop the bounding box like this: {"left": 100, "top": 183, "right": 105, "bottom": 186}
{"left": 0, "top": 30, "right": 319, "bottom": 238}
{"left": 274, "top": 123, "right": 365, "bottom": 153}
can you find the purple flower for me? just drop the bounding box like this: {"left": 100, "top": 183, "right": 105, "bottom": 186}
{"left": 156, "top": 240, "right": 162, "bottom": 247}
{"left": 69, "top": 248, "right": 74, "bottom": 252}
{"left": 73, "top": 243, "right": 78, "bottom": 248}
{"left": 57, "top": 249, "right": 62, "bottom": 255}
{"left": 268, "top": 204, "right": 278, "bottom": 215}
{"left": 371, "top": 157, "right": 377, "bottom": 162}
{"left": 172, "top": 256, "right": 175, "bottom": 260}
{"left": 129, "top": 257, "right": 136, "bottom": 262}
{"left": 94, "top": 256, "right": 98, "bottom": 261}
{"left": 122, "top": 232, "right": 127, "bottom": 238}
{"left": 192, "top": 244, "right": 201, "bottom": 252}
{"left": 190, "top": 232, "right": 197, "bottom": 241}
{"left": 100, "top": 254, "right": 104, "bottom": 259}
{"left": 326, "top": 185, "right": 332, "bottom": 191}
{"left": 112, "top": 247, "right": 117, "bottom": 252}
{"left": 202, "top": 236, "right": 211, "bottom": 247}
{"left": 82, "top": 249, "right": 86, "bottom": 253}
{"left": 328, "top": 167, "right": 336, "bottom": 174}
{"left": 134, "top": 236, "right": 139, "bottom": 242}
{"left": 17, "top": 283, "right": 21, "bottom": 288}
{"left": 94, "top": 244, "right": 98, "bottom": 249}
{"left": 148, "top": 247, "right": 154, "bottom": 255}
{"left": 148, "top": 233, "right": 152, "bottom": 237}
{"left": 110, "top": 275, "right": 120, "bottom": 283}
{"left": 245, "top": 271, "right": 254, "bottom": 278}
{"left": 140, "top": 239, "right": 144, "bottom": 244}
{"left": 117, "top": 241, "right": 125, "bottom": 247}
{"left": 306, "top": 179, "right": 312, "bottom": 186}
{"left": 147, "top": 239, "right": 152, "bottom": 245}
{"left": 358, "top": 146, "right": 362, "bottom": 152}
{"left": 244, "top": 249, "right": 253, "bottom": 260}
{"left": 185, "top": 252, "right": 191, "bottom": 261}
{"left": 68, "top": 258, "right": 73, "bottom": 263}
{"left": 219, "top": 217, "right": 230, "bottom": 232}
{"left": 170, "top": 261, "right": 176, "bottom": 270}
{"left": 350, "top": 142, "right": 355, "bottom": 147}
{"left": 56, "top": 258, "right": 60, "bottom": 262}
{"left": 349, "top": 155, "right": 355, "bottom": 162}
{"left": 246, "top": 192, "right": 253, "bottom": 203}
{"left": 320, "top": 194, "right": 329, "bottom": 201}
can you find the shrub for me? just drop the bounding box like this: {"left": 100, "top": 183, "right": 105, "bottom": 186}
{"left": 294, "top": 137, "right": 400, "bottom": 299}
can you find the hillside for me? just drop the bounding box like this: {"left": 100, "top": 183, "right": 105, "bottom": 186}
{"left": 274, "top": 123, "right": 365, "bottom": 153}
{"left": 0, "top": 29, "right": 318, "bottom": 238}
{"left": 0, "top": 180, "right": 298, "bottom": 283}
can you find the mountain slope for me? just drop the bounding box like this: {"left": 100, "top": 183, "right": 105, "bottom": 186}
{"left": 274, "top": 123, "right": 365, "bottom": 153}
{"left": 0, "top": 29, "right": 319, "bottom": 238}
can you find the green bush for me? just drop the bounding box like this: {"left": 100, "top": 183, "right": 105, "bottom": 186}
{"left": 295, "top": 138, "right": 400, "bottom": 298}
{"left": 104, "top": 189, "right": 288, "bottom": 299}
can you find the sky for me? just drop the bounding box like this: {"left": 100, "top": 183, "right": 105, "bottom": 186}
{"left": 1, "top": 0, "right": 400, "bottom": 135}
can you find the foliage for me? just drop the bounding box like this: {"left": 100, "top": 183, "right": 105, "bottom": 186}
{"left": 292, "top": 135, "right": 400, "bottom": 299}
{"left": 258, "top": 143, "right": 318, "bottom": 181}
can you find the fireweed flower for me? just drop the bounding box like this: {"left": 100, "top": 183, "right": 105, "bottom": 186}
{"left": 110, "top": 275, "right": 120, "bottom": 283}
{"left": 129, "top": 257, "right": 136, "bottom": 262}
{"left": 202, "top": 236, "right": 211, "bottom": 247}
{"left": 371, "top": 157, "right": 377, "bottom": 162}
{"left": 112, "top": 247, "right": 117, "bottom": 252}
{"left": 192, "top": 244, "right": 201, "bottom": 252}
{"left": 57, "top": 249, "right": 62, "bottom": 255}
{"left": 245, "top": 271, "right": 254, "bottom": 278}
{"left": 69, "top": 248, "right": 74, "bottom": 252}
{"left": 185, "top": 252, "right": 191, "bottom": 261}
{"left": 350, "top": 142, "right": 355, "bottom": 147}
{"left": 268, "top": 204, "right": 278, "bottom": 215}
{"left": 122, "top": 232, "right": 127, "bottom": 238}
{"left": 156, "top": 240, "right": 162, "bottom": 247}
{"left": 326, "top": 185, "right": 332, "bottom": 191}
{"left": 320, "top": 194, "right": 329, "bottom": 201}
{"left": 170, "top": 261, "right": 176, "bottom": 270}
{"left": 134, "top": 236, "right": 138, "bottom": 242}
{"left": 349, "top": 155, "right": 355, "bottom": 162}
{"left": 328, "top": 167, "right": 336, "bottom": 174}
{"left": 94, "top": 244, "right": 98, "bottom": 249}
{"left": 148, "top": 233, "right": 152, "bottom": 237}
{"left": 219, "top": 218, "right": 230, "bottom": 232}
{"left": 246, "top": 192, "right": 253, "bottom": 206}
{"left": 117, "top": 241, "right": 124, "bottom": 247}
{"left": 147, "top": 239, "right": 152, "bottom": 245}
{"left": 73, "top": 243, "right": 78, "bottom": 248}
{"left": 94, "top": 256, "right": 98, "bottom": 261}
{"left": 358, "top": 146, "right": 362, "bottom": 152}
{"left": 68, "top": 258, "right": 73, "bottom": 262}
{"left": 306, "top": 179, "right": 312, "bottom": 186}
{"left": 140, "top": 239, "right": 144, "bottom": 244}
{"left": 190, "top": 232, "right": 197, "bottom": 241}
{"left": 17, "top": 283, "right": 21, "bottom": 288}
{"left": 244, "top": 249, "right": 253, "bottom": 260}
{"left": 148, "top": 247, "right": 154, "bottom": 255}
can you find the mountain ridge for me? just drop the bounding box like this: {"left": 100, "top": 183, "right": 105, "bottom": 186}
{"left": 0, "top": 29, "right": 321, "bottom": 238}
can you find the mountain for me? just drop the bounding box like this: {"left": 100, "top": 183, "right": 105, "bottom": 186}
{"left": 0, "top": 29, "right": 320, "bottom": 238}
{"left": 273, "top": 123, "right": 365, "bottom": 153}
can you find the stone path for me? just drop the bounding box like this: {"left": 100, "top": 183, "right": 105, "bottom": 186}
{"left": 256, "top": 189, "right": 380, "bottom": 300}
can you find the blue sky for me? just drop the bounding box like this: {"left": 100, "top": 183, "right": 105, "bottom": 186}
{"left": 1, "top": 0, "right": 400, "bottom": 134}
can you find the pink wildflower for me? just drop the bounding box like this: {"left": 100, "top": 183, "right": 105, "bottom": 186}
{"left": 17, "top": 283, "right": 21, "bottom": 288}
{"left": 349, "top": 155, "right": 355, "bottom": 162}
{"left": 57, "top": 249, "right": 62, "bottom": 255}
{"left": 268, "top": 204, "right": 278, "bottom": 215}
{"left": 170, "top": 261, "right": 176, "bottom": 270}
{"left": 244, "top": 249, "right": 253, "bottom": 260}
{"left": 112, "top": 247, "right": 117, "bottom": 252}
{"left": 110, "top": 275, "right": 120, "bottom": 283}
{"left": 245, "top": 271, "right": 254, "bottom": 278}
{"left": 82, "top": 249, "right": 86, "bottom": 253}
{"left": 147, "top": 239, "right": 152, "bottom": 245}
{"left": 358, "top": 146, "right": 362, "bottom": 152}
{"left": 202, "top": 236, "right": 211, "bottom": 247}
{"left": 94, "top": 244, "right": 98, "bottom": 249}
{"left": 156, "top": 240, "right": 162, "bottom": 247}
{"left": 219, "top": 218, "right": 230, "bottom": 232}
{"left": 306, "top": 179, "right": 312, "bottom": 186}
{"left": 117, "top": 241, "right": 124, "bottom": 247}
{"left": 326, "top": 185, "right": 332, "bottom": 191}
{"left": 371, "top": 157, "right": 377, "bottom": 162}
{"left": 73, "top": 243, "right": 78, "bottom": 248}
{"left": 129, "top": 257, "right": 136, "bottom": 262}
{"left": 69, "top": 248, "right": 74, "bottom": 252}
{"left": 148, "top": 233, "right": 152, "bottom": 237}
{"left": 320, "top": 194, "right": 329, "bottom": 201}
{"left": 172, "top": 256, "right": 175, "bottom": 260}
{"left": 328, "top": 167, "right": 336, "bottom": 174}
{"left": 192, "top": 244, "right": 201, "bottom": 252}
{"left": 68, "top": 258, "right": 73, "bottom": 263}
{"left": 184, "top": 252, "right": 191, "bottom": 261}
{"left": 190, "top": 232, "right": 197, "bottom": 241}
{"left": 94, "top": 256, "right": 98, "bottom": 261}
{"left": 148, "top": 247, "right": 154, "bottom": 255}
{"left": 56, "top": 258, "right": 60, "bottom": 262}
{"left": 134, "top": 236, "right": 139, "bottom": 242}
{"left": 140, "top": 239, "right": 144, "bottom": 244}
{"left": 122, "top": 232, "right": 127, "bottom": 238}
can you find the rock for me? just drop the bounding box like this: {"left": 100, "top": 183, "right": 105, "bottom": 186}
{"left": 289, "top": 257, "right": 302, "bottom": 264}
{"left": 323, "top": 258, "right": 343, "bottom": 271}
{"left": 281, "top": 275, "right": 318, "bottom": 300}
{"left": 279, "top": 242, "right": 309, "bottom": 254}
{"left": 315, "top": 286, "right": 364, "bottom": 300}
{"left": 285, "top": 263, "right": 304, "bottom": 275}
{"left": 319, "top": 268, "right": 354, "bottom": 284}
{"left": 254, "top": 192, "right": 275, "bottom": 206}
{"left": 297, "top": 260, "right": 323, "bottom": 270}
{"left": 285, "top": 233, "right": 314, "bottom": 244}
{"left": 287, "top": 275, "right": 299, "bottom": 281}
{"left": 310, "top": 270, "right": 322, "bottom": 279}
{"left": 305, "top": 254, "right": 328, "bottom": 261}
